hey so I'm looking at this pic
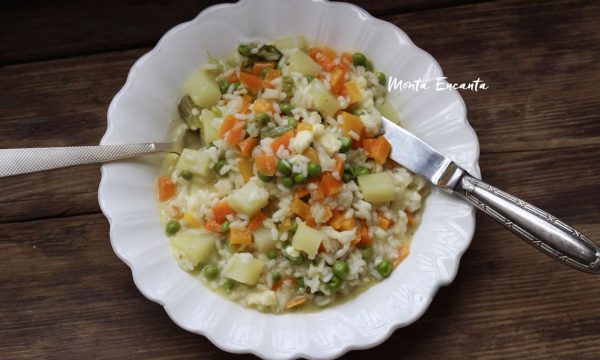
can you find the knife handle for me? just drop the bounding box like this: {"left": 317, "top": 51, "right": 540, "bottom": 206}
{"left": 455, "top": 174, "right": 600, "bottom": 273}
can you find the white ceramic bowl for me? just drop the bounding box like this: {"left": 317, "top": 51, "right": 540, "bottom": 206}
{"left": 98, "top": 0, "right": 481, "bottom": 358}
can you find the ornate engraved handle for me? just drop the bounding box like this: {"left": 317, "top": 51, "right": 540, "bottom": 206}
{"left": 0, "top": 143, "right": 172, "bottom": 178}
{"left": 455, "top": 175, "right": 600, "bottom": 273}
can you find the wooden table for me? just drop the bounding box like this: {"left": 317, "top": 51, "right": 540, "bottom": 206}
{"left": 1, "top": 0, "right": 599, "bottom": 358}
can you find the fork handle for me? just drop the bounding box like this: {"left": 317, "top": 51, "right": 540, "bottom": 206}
{"left": 455, "top": 174, "right": 600, "bottom": 273}
{"left": 0, "top": 143, "right": 170, "bottom": 178}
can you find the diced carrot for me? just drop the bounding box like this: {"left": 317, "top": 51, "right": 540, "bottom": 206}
{"left": 204, "top": 219, "right": 222, "bottom": 233}
{"left": 341, "top": 111, "right": 364, "bottom": 140}
{"left": 333, "top": 61, "right": 350, "bottom": 73}
{"left": 212, "top": 200, "right": 236, "bottom": 223}
{"left": 253, "top": 62, "right": 275, "bottom": 76}
{"left": 406, "top": 211, "right": 415, "bottom": 226}
{"left": 183, "top": 213, "right": 201, "bottom": 228}
{"left": 315, "top": 52, "right": 335, "bottom": 72}
{"left": 253, "top": 98, "right": 273, "bottom": 113}
{"left": 377, "top": 214, "right": 392, "bottom": 229}
{"left": 229, "top": 227, "right": 252, "bottom": 245}
{"left": 255, "top": 153, "right": 276, "bottom": 176}
{"left": 393, "top": 245, "right": 410, "bottom": 268}
{"left": 363, "top": 135, "right": 391, "bottom": 164}
{"left": 309, "top": 47, "right": 322, "bottom": 59}
{"left": 340, "top": 216, "right": 356, "bottom": 231}
{"left": 295, "top": 187, "right": 311, "bottom": 200}
{"left": 278, "top": 218, "right": 293, "bottom": 233}
{"left": 303, "top": 147, "right": 319, "bottom": 163}
{"left": 240, "top": 94, "right": 253, "bottom": 114}
{"left": 291, "top": 198, "right": 311, "bottom": 220}
{"left": 297, "top": 122, "right": 312, "bottom": 132}
{"left": 330, "top": 68, "right": 345, "bottom": 95}
{"left": 239, "top": 72, "right": 262, "bottom": 93}
{"left": 341, "top": 52, "right": 352, "bottom": 64}
{"left": 272, "top": 280, "right": 283, "bottom": 291}
{"left": 270, "top": 130, "right": 294, "bottom": 153}
{"left": 328, "top": 210, "right": 345, "bottom": 230}
{"left": 333, "top": 155, "right": 344, "bottom": 176}
{"left": 322, "top": 46, "right": 337, "bottom": 61}
{"left": 311, "top": 189, "right": 325, "bottom": 201}
{"left": 227, "top": 72, "right": 239, "bottom": 83}
{"left": 218, "top": 115, "right": 237, "bottom": 138}
{"left": 238, "top": 136, "right": 258, "bottom": 157}
{"left": 238, "top": 157, "right": 253, "bottom": 182}
{"left": 319, "top": 172, "right": 343, "bottom": 197}
{"left": 225, "top": 120, "right": 246, "bottom": 146}
{"left": 305, "top": 216, "right": 317, "bottom": 227}
{"left": 285, "top": 295, "right": 307, "bottom": 309}
{"left": 248, "top": 211, "right": 267, "bottom": 232}
{"left": 342, "top": 81, "right": 362, "bottom": 104}
{"left": 265, "top": 69, "right": 281, "bottom": 81}
{"left": 157, "top": 177, "right": 176, "bottom": 201}
{"left": 357, "top": 220, "right": 372, "bottom": 246}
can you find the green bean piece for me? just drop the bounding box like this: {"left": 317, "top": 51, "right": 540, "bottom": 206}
{"left": 307, "top": 162, "right": 322, "bottom": 178}
{"left": 293, "top": 173, "right": 308, "bottom": 184}
{"left": 352, "top": 52, "right": 366, "bottom": 66}
{"left": 339, "top": 137, "right": 352, "bottom": 153}
{"left": 237, "top": 44, "right": 252, "bottom": 56}
{"left": 253, "top": 45, "right": 283, "bottom": 62}
{"left": 377, "top": 72, "right": 386, "bottom": 86}
{"left": 332, "top": 260, "right": 350, "bottom": 278}
{"left": 351, "top": 166, "right": 370, "bottom": 177}
{"left": 276, "top": 159, "right": 292, "bottom": 175}
{"left": 291, "top": 219, "right": 299, "bottom": 233}
{"left": 203, "top": 264, "right": 219, "bottom": 280}
{"left": 282, "top": 177, "right": 294, "bottom": 188}
{"left": 361, "top": 246, "right": 374, "bottom": 259}
{"left": 267, "top": 249, "right": 278, "bottom": 259}
{"left": 272, "top": 271, "right": 282, "bottom": 282}
{"left": 214, "top": 160, "right": 226, "bottom": 173}
{"left": 282, "top": 76, "right": 294, "bottom": 97}
{"left": 376, "top": 260, "right": 392, "bottom": 278}
{"left": 218, "top": 79, "right": 229, "bottom": 94}
{"left": 180, "top": 170, "right": 193, "bottom": 180}
{"left": 327, "top": 276, "right": 343, "bottom": 290}
{"left": 258, "top": 172, "right": 274, "bottom": 183}
{"left": 254, "top": 112, "right": 271, "bottom": 125}
{"left": 232, "top": 82, "right": 242, "bottom": 91}
{"left": 220, "top": 221, "right": 230, "bottom": 233}
{"left": 306, "top": 75, "right": 315, "bottom": 83}
{"left": 260, "top": 125, "right": 294, "bottom": 138}
{"left": 353, "top": 108, "right": 366, "bottom": 116}
{"left": 342, "top": 171, "right": 354, "bottom": 183}
{"left": 165, "top": 220, "right": 181, "bottom": 236}
{"left": 178, "top": 95, "right": 201, "bottom": 127}
{"left": 279, "top": 103, "right": 294, "bottom": 115}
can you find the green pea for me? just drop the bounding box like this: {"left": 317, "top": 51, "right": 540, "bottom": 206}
{"left": 222, "top": 278, "right": 235, "bottom": 291}
{"left": 283, "top": 248, "right": 305, "bottom": 265}
{"left": 351, "top": 166, "right": 370, "bottom": 177}
{"left": 339, "top": 137, "right": 352, "bottom": 153}
{"left": 352, "top": 52, "right": 366, "bottom": 66}
{"left": 377, "top": 72, "right": 386, "bottom": 86}
{"left": 279, "top": 103, "right": 294, "bottom": 115}
{"left": 267, "top": 249, "right": 278, "bottom": 259}
{"left": 203, "top": 264, "right": 219, "bottom": 280}
{"left": 328, "top": 276, "right": 342, "bottom": 291}
{"left": 332, "top": 260, "right": 350, "bottom": 278}
{"left": 258, "top": 172, "right": 274, "bottom": 182}
{"left": 218, "top": 79, "right": 229, "bottom": 94}
{"left": 361, "top": 246, "right": 374, "bottom": 259}
{"left": 237, "top": 44, "right": 252, "bottom": 56}
{"left": 307, "top": 162, "right": 322, "bottom": 178}
{"left": 342, "top": 171, "right": 354, "bottom": 183}
{"left": 255, "top": 112, "right": 271, "bottom": 125}
{"left": 220, "top": 221, "right": 230, "bottom": 233}
{"left": 291, "top": 219, "right": 299, "bottom": 233}
{"left": 180, "top": 170, "right": 193, "bottom": 180}
{"left": 365, "top": 59, "right": 374, "bottom": 72}
{"left": 376, "top": 260, "right": 392, "bottom": 278}
{"left": 282, "top": 177, "right": 294, "bottom": 188}
{"left": 214, "top": 160, "right": 226, "bottom": 173}
{"left": 165, "top": 220, "right": 181, "bottom": 236}
{"left": 276, "top": 159, "right": 292, "bottom": 175}
{"left": 287, "top": 117, "right": 298, "bottom": 128}
{"left": 293, "top": 173, "right": 307, "bottom": 184}
{"left": 306, "top": 75, "right": 315, "bottom": 83}
{"left": 272, "top": 271, "right": 282, "bottom": 282}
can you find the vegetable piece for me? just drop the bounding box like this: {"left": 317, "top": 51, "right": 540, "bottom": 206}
{"left": 377, "top": 72, "right": 386, "bottom": 86}
{"left": 180, "top": 170, "right": 193, "bottom": 180}
{"left": 322, "top": 46, "right": 337, "bottom": 60}
{"left": 294, "top": 173, "right": 308, "bottom": 185}
{"left": 220, "top": 221, "right": 230, "bottom": 233}
{"left": 407, "top": 211, "right": 415, "bottom": 226}
{"left": 357, "top": 221, "right": 372, "bottom": 246}
{"left": 203, "top": 264, "right": 219, "bottom": 280}
{"left": 357, "top": 172, "right": 396, "bottom": 203}
{"left": 279, "top": 102, "right": 294, "bottom": 115}
{"left": 237, "top": 44, "right": 252, "bottom": 56}
{"left": 281, "top": 76, "right": 295, "bottom": 97}
{"left": 238, "top": 136, "right": 258, "bottom": 157}
{"left": 393, "top": 245, "right": 410, "bottom": 268}
{"left": 253, "top": 98, "right": 273, "bottom": 113}
{"left": 307, "top": 162, "right": 322, "bottom": 178}
{"left": 352, "top": 52, "right": 366, "bottom": 66}
{"left": 260, "top": 125, "right": 294, "bottom": 138}
{"left": 270, "top": 130, "right": 294, "bottom": 153}
{"left": 178, "top": 95, "right": 202, "bottom": 129}
{"left": 214, "top": 159, "right": 226, "bottom": 173}
{"left": 157, "top": 177, "right": 176, "bottom": 201}
{"left": 291, "top": 198, "right": 311, "bottom": 220}
{"left": 183, "top": 69, "right": 221, "bottom": 109}
{"left": 342, "top": 81, "right": 362, "bottom": 104}
{"left": 229, "top": 227, "right": 252, "bottom": 246}
{"left": 227, "top": 72, "right": 239, "bottom": 83}
{"left": 225, "top": 119, "right": 246, "bottom": 146}
{"left": 262, "top": 69, "right": 282, "bottom": 89}
{"left": 376, "top": 100, "right": 400, "bottom": 123}
{"left": 303, "top": 147, "right": 320, "bottom": 163}
{"left": 250, "top": 45, "right": 283, "bottom": 63}
{"left": 229, "top": 181, "right": 270, "bottom": 216}
{"left": 282, "top": 177, "right": 294, "bottom": 188}
{"left": 361, "top": 246, "right": 374, "bottom": 259}
{"left": 254, "top": 112, "right": 271, "bottom": 125}
{"left": 175, "top": 149, "right": 211, "bottom": 177}
{"left": 239, "top": 72, "right": 262, "bottom": 93}
{"left": 273, "top": 35, "right": 307, "bottom": 50}
{"left": 199, "top": 109, "right": 219, "bottom": 144}
{"left": 276, "top": 159, "right": 292, "bottom": 175}
{"left": 332, "top": 260, "right": 350, "bottom": 278}
{"left": 224, "top": 253, "right": 265, "bottom": 285}
{"left": 253, "top": 226, "right": 277, "bottom": 253}
{"left": 285, "top": 295, "right": 307, "bottom": 309}
{"left": 253, "top": 62, "right": 275, "bottom": 76}
{"left": 319, "top": 172, "right": 343, "bottom": 197}
{"left": 257, "top": 172, "right": 273, "bottom": 183}
{"left": 239, "top": 94, "right": 253, "bottom": 113}
{"left": 218, "top": 79, "right": 229, "bottom": 94}
{"left": 183, "top": 213, "right": 201, "bottom": 228}
{"left": 255, "top": 153, "right": 277, "bottom": 176}
{"left": 314, "top": 52, "right": 335, "bottom": 72}
{"left": 288, "top": 50, "right": 321, "bottom": 76}
{"left": 377, "top": 214, "right": 392, "bottom": 229}
{"left": 309, "top": 85, "right": 341, "bottom": 117}
{"left": 333, "top": 156, "right": 344, "bottom": 176}
{"left": 218, "top": 115, "right": 237, "bottom": 138}
{"left": 341, "top": 111, "right": 364, "bottom": 140}
{"left": 238, "top": 158, "right": 253, "bottom": 182}
{"left": 297, "top": 122, "right": 312, "bottom": 132}
{"left": 267, "top": 249, "right": 278, "bottom": 259}
{"left": 248, "top": 211, "right": 267, "bottom": 232}
{"left": 165, "top": 220, "right": 181, "bottom": 236}
{"left": 350, "top": 165, "right": 370, "bottom": 177}
{"left": 204, "top": 219, "right": 222, "bottom": 233}
{"left": 328, "top": 276, "right": 342, "bottom": 290}
{"left": 212, "top": 200, "right": 236, "bottom": 223}
{"left": 247, "top": 290, "right": 278, "bottom": 307}
{"left": 291, "top": 222, "right": 324, "bottom": 259}
{"left": 171, "top": 232, "right": 217, "bottom": 270}
{"left": 222, "top": 278, "right": 235, "bottom": 291}
{"left": 376, "top": 259, "right": 392, "bottom": 277}
{"left": 363, "top": 135, "right": 392, "bottom": 164}
{"left": 329, "top": 68, "right": 345, "bottom": 95}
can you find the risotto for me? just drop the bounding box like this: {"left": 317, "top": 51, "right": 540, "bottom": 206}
{"left": 157, "top": 36, "right": 428, "bottom": 313}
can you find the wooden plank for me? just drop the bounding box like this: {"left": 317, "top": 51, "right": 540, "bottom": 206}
{"left": 0, "top": 0, "right": 483, "bottom": 65}
{"left": 0, "top": 146, "right": 597, "bottom": 358}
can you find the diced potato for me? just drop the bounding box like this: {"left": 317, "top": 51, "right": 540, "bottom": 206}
{"left": 273, "top": 35, "right": 307, "bottom": 50}
{"left": 175, "top": 148, "right": 211, "bottom": 177}
{"left": 159, "top": 153, "right": 179, "bottom": 177}
{"left": 253, "top": 226, "right": 277, "bottom": 253}
{"left": 246, "top": 290, "right": 278, "bottom": 307}
{"left": 288, "top": 50, "right": 321, "bottom": 76}
{"left": 183, "top": 69, "right": 221, "bottom": 109}
{"left": 309, "top": 85, "right": 341, "bottom": 117}
{"left": 229, "top": 181, "right": 269, "bottom": 216}
{"left": 376, "top": 100, "right": 400, "bottom": 124}
{"left": 224, "top": 253, "right": 265, "bottom": 285}
{"left": 292, "top": 223, "right": 324, "bottom": 259}
{"left": 199, "top": 109, "right": 219, "bottom": 144}
{"left": 171, "top": 231, "right": 217, "bottom": 270}
{"left": 358, "top": 172, "right": 396, "bottom": 203}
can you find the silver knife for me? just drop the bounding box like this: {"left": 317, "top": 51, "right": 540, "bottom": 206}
{"left": 381, "top": 116, "right": 600, "bottom": 274}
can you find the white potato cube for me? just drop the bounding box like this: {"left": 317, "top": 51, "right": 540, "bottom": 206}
{"left": 175, "top": 148, "right": 211, "bottom": 177}
{"left": 253, "top": 226, "right": 277, "bottom": 253}
{"left": 183, "top": 69, "right": 221, "bottom": 109}
{"left": 273, "top": 35, "right": 307, "bottom": 50}
{"left": 358, "top": 172, "right": 396, "bottom": 203}
{"left": 229, "top": 181, "right": 269, "bottom": 216}
{"left": 171, "top": 231, "right": 216, "bottom": 270}
{"left": 199, "top": 109, "right": 219, "bottom": 144}
{"left": 292, "top": 222, "right": 324, "bottom": 259}
{"left": 309, "top": 85, "right": 341, "bottom": 117}
{"left": 224, "top": 253, "right": 265, "bottom": 285}
{"left": 288, "top": 50, "right": 321, "bottom": 76}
